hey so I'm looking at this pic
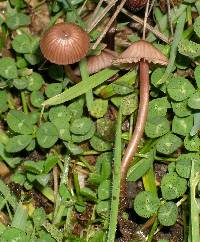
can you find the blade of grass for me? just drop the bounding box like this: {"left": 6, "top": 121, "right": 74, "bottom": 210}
{"left": 79, "top": 58, "right": 93, "bottom": 111}
{"left": 195, "top": 1, "right": 200, "bottom": 15}
{"left": 43, "top": 68, "right": 118, "bottom": 106}
{"left": 190, "top": 160, "right": 200, "bottom": 242}
{"left": 159, "top": 11, "right": 186, "bottom": 84}
{"left": 146, "top": 4, "right": 187, "bottom": 42}
{"left": 11, "top": 203, "right": 28, "bottom": 230}
{"left": 107, "top": 107, "right": 122, "bottom": 242}
{"left": 0, "top": 179, "right": 17, "bottom": 210}
{"left": 142, "top": 164, "right": 157, "bottom": 196}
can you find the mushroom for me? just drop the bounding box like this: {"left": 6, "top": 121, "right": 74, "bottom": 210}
{"left": 113, "top": 40, "right": 168, "bottom": 187}
{"left": 74, "top": 48, "right": 117, "bottom": 75}
{"left": 40, "top": 22, "right": 90, "bottom": 81}
{"left": 125, "top": 0, "right": 148, "bottom": 12}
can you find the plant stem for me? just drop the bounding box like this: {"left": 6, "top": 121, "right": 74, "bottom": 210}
{"left": 79, "top": 58, "right": 93, "bottom": 111}
{"left": 92, "top": 0, "right": 127, "bottom": 50}
{"left": 120, "top": 60, "right": 149, "bottom": 187}
{"left": 107, "top": 107, "right": 122, "bottom": 242}
{"left": 159, "top": 11, "right": 186, "bottom": 84}
{"left": 64, "top": 65, "right": 80, "bottom": 83}
{"left": 143, "top": 0, "right": 150, "bottom": 40}
{"left": 21, "top": 91, "right": 28, "bottom": 114}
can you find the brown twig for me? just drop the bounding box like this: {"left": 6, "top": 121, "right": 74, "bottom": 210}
{"left": 143, "top": 0, "right": 150, "bottom": 39}
{"left": 86, "top": 0, "right": 104, "bottom": 27}
{"left": 92, "top": 0, "right": 127, "bottom": 50}
{"left": 121, "top": 8, "right": 170, "bottom": 44}
{"left": 53, "top": 166, "right": 59, "bottom": 202}
{"left": 167, "top": 0, "right": 174, "bottom": 35}
{"left": 87, "top": 0, "right": 116, "bottom": 33}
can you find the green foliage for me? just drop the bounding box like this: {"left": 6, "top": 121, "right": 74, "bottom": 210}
{"left": 90, "top": 99, "right": 108, "bottom": 118}
{"left": 194, "top": 66, "right": 200, "bottom": 88}
{"left": 147, "top": 97, "right": 171, "bottom": 118}
{"left": 0, "top": 57, "right": 18, "bottom": 79}
{"left": 1, "top": 2, "right": 200, "bottom": 241}
{"left": 176, "top": 153, "right": 200, "bottom": 178}
{"left": 36, "top": 122, "right": 59, "bottom": 148}
{"left": 194, "top": 16, "right": 200, "bottom": 38}
{"left": 172, "top": 115, "right": 193, "bottom": 136}
{"left": 167, "top": 76, "right": 195, "bottom": 101}
{"left": 161, "top": 172, "right": 187, "bottom": 200}
{"left": 133, "top": 191, "right": 160, "bottom": 218}
{"left": 6, "top": 12, "right": 31, "bottom": 30}
{"left": 145, "top": 116, "right": 170, "bottom": 138}
{"left": 6, "top": 135, "right": 32, "bottom": 152}
{"left": 171, "top": 99, "right": 192, "bottom": 117}
{"left": 127, "top": 150, "right": 155, "bottom": 182}
{"left": 178, "top": 39, "right": 200, "bottom": 58}
{"left": 156, "top": 133, "right": 183, "bottom": 155}
{"left": 45, "top": 83, "right": 63, "bottom": 98}
{"left": 158, "top": 202, "right": 178, "bottom": 226}
{"left": 70, "top": 117, "right": 93, "bottom": 135}
{"left": 188, "top": 92, "right": 200, "bottom": 109}
{"left": 90, "top": 135, "right": 112, "bottom": 152}
{"left": 7, "top": 110, "right": 34, "bottom": 134}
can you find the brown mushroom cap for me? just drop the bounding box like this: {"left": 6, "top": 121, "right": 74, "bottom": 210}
{"left": 113, "top": 40, "right": 168, "bottom": 65}
{"left": 74, "top": 49, "right": 117, "bottom": 75}
{"left": 40, "top": 22, "right": 90, "bottom": 65}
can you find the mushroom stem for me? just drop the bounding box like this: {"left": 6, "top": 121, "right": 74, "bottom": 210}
{"left": 64, "top": 65, "right": 80, "bottom": 83}
{"left": 120, "top": 60, "right": 149, "bottom": 186}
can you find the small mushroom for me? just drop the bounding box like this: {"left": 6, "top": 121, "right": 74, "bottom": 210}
{"left": 114, "top": 40, "right": 168, "bottom": 186}
{"left": 40, "top": 22, "right": 90, "bottom": 65}
{"left": 125, "top": 0, "right": 148, "bottom": 12}
{"left": 74, "top": 48, "right": 117, "bottom": 75}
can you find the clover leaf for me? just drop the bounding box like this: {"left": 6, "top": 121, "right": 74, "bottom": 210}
{"left": 158, "top": 202, "right": 178, "bottom": 226}
{"left": 145, "top": 116, "right": 170, "bottom": 138}
{"left": 167, "top": 76, "right": 195, "bottom": 101}
{"left": 6, "top": 12, "right": 30, "bottom": 30}
{"left": 172, "top": 115, "right": 193, "bottom": 136}
{"left": 90, "top": 99, "right": 108, "bottom": 118}
{"left": 148, "top": 97, "right": 171, "bottom": 118}
{"left": 171, "top": 99, "right": 192, "bottom": 117}
{"left": 7, "top": 110, "right": 34, "bottom": 134}
{"left": 188, "top": 92, "right": 200, "bottom": 109}
{"left": 6, "top": 135, "right": 32, "bottom": 153}
{"left": 161, "top": 172, "right": 187, "bottom": 200}
{"left": 156, "top": 133, "right": 183, "bottom": 155}
{"left": 36, "top": 122, "right": 59, "bottom": 148}
{"left": 178, "top": 39, "right": 200, "bottom": 58}
{"left": 194, "top": 16, "right": 200, "bottom": 38}
{"left": 0, "top": 57, "right": 18, "bottom": 79}
{"left": 184, "top": 135, "right": 200, "bottom": 152}
{"left": 133, "top": 191, "right": 160, "bottom": 218}
{"left": 176, "top": 153, "right": 200, "bottom": 179}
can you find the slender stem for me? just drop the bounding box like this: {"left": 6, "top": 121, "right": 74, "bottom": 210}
{"left": 53, "top": 166, "right": 58, "bottom": 202}
{"left": 21, "top": 91, "right": 28, "bottom": 114}
{"left": 143, "top": 0, "right": 150, "bottom": 40}
{"left": 107, "top": 107, "right": 122, "bottom": 242}
{"left": 87, "top": 0, "right": 116, "bottom": 33}
{"left": 64, "top": 65, "right": 80, "bottom": 83}
{"left": 167, "top": 0, "right": 173, "bottom": 35}
{"left": 120, "top": 60, "right": 149, "bottom": 186}
{"left": 87, "top": 0, "right": 104, "bottom": 27}
{"left": 79, "top": 58, "right": 93, "bottom": 111}
{"left": 92, "top": 0, "right": 127, "bottom": 50}
{"left": 121, "top": 8, "right": 170, "bottom": 44}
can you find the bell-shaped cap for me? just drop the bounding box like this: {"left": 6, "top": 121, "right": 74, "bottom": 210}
{"left": 113, "top": 40, "right": 168, "bottom": 65}
{"left": 40, "top": 22, "right": 90, "bottom": 65}
{"left": 75, "top": 49, "right": 117, "bottom": 75}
